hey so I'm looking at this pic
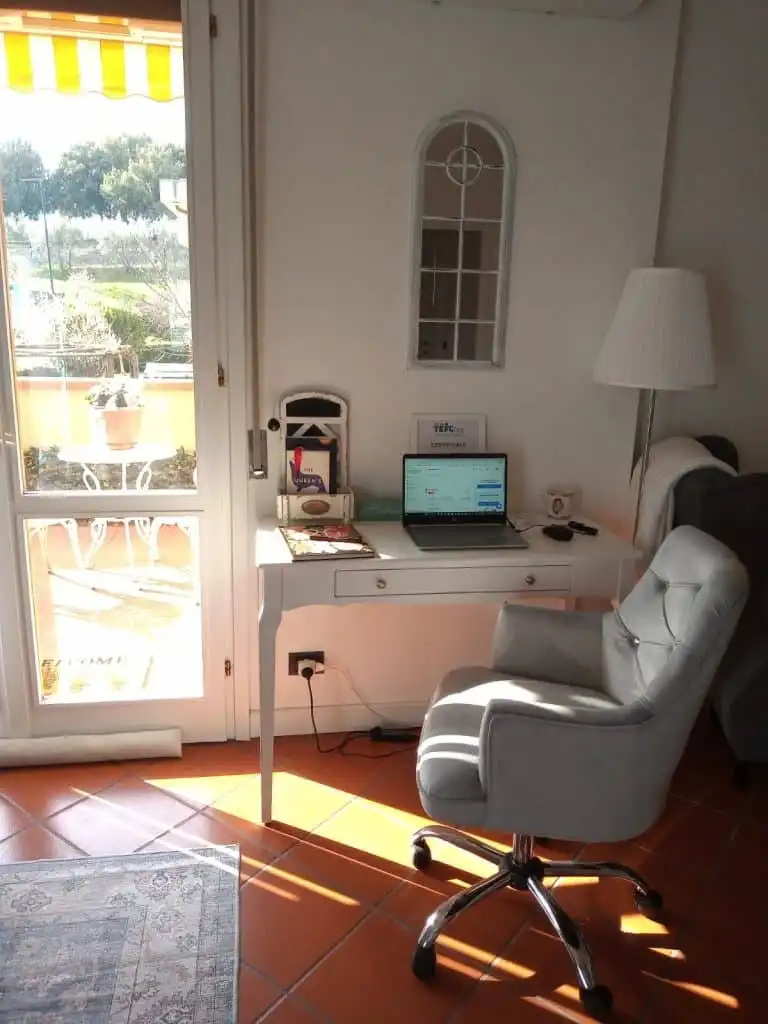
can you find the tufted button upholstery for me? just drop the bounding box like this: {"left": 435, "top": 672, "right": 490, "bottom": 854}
{"left": 602, "top": 527, "right": 745, "bottom": 710}
{"left": 416, "top": 525, "right": 749, "bottom": 842}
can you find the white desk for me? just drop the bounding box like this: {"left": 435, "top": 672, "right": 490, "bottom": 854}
{"left": 255, "top": 519, "right": 638, "bottom": 823}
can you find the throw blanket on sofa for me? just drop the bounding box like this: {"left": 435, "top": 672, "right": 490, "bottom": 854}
{"left": 632, "top": 437, "right": 737, "bottom": 557}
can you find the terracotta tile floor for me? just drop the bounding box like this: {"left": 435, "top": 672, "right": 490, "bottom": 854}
{"left": 1, "top": 718, "right": 766, "bottom": 1023}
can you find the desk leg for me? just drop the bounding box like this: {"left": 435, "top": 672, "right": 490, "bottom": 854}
{"left": 258, "top": 567, "right": 282, "bottom": 824}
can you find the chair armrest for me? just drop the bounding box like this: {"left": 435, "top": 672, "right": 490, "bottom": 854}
{"left": 492, "top": 603, "right": 604, "bottom": 690}
{"left": 478, "top": 703, "right": 658, "bottom": 841}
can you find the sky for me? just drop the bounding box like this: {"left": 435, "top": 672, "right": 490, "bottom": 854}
{"left": 0, "top": 90, "right": 186, "bottom": 169}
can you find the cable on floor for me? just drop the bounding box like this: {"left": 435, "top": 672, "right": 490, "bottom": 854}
{"left": 304, "top": 673, "right": 419, "bottom": 759}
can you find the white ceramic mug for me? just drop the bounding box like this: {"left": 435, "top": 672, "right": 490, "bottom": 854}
{"left": 545, "top": 487, "right": 575, "bottom": 520}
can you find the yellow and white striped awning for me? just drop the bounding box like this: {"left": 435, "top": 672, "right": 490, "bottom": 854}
{"left": 0, "top": 9, "right": 183, "bottom": 100}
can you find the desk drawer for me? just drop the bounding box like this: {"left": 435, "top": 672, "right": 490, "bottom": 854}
{"left": 333, "top": 563, "right": 571, "bottom": 599}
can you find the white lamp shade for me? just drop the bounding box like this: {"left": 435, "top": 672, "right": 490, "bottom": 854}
{"left": 594, "top": 268, "right": 715, "bottom": 390}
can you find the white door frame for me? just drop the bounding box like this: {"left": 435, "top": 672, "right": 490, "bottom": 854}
{"left": 209, "top": 0, "right": 258, "bottom": 740}
{"left": 0, "top": 0, "right": 254, "bottom": 742}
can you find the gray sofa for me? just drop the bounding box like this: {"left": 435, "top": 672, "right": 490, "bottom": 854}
{"left": 673, "top": 436, "right": 768, "bottom": 781}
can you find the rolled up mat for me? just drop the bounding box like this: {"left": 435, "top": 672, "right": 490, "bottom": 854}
{"left": 0, "top": 728, "right": 182, "bottom": 767}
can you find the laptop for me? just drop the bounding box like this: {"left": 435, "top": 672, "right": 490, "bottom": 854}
{"left": 402, "top": 453, "right": 528, "bottom": 551}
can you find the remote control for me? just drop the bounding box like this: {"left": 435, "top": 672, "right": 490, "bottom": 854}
{"left": 568, "top": 520, "right": 599, "bottom": 536}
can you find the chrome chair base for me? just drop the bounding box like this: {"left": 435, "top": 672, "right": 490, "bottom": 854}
{"left": 409, "top": 825, "right": 662, "bottom": 1021}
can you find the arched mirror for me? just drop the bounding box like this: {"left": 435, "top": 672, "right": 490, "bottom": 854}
{"left": 412, "top": 113, "right": 515, "bottom": 367}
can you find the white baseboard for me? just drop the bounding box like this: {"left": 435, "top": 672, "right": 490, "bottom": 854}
{"left": 250, "top": 701, "right": 428, "bottom": 738}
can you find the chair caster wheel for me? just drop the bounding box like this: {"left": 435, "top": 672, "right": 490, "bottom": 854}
{"left": 411, "top": 839, "right": 432, "bottom": 871}
{"left": 580, "top": 984, "right": 613, "bottom": 1020}
{"left": 634, "top": 889, "right": 663, "bottom": 920}
{"left": 412, "top": 943, "right": 436, "bottom": 981}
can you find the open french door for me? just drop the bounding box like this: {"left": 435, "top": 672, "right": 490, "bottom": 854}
{"left": 0, "top": 0, "right": 253, "bottom": 744}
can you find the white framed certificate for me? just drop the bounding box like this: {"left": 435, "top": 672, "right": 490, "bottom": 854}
{"left": 411, "top": 414, "right": 487, "bottom": 454}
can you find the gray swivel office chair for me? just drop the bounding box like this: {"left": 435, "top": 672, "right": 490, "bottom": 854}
{"left": 409, "top": 526, "right": 748, "bottom": 1020}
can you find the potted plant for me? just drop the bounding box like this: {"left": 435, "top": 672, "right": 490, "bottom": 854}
{"left": 86, "top": 378, "right": 144, "bottom": 449}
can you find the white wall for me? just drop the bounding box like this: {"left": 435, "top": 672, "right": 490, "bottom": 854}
{"left": 253, "top": 0, "right": 681, "bottom": 731}
{"left": 654, "top": 0, "right": 768, "bottom": 471}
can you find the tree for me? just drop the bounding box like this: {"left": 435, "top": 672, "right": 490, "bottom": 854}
{"left": 101, "top": 142, "right": 186, "bottom": 222}
{"left": 6, "top": 221, "right": 31, "bottom": 246}
{"left": 49, "top": 223, "right": 86, "bottom": 276}
{"left": 52, "top": 135, "right": 186, "bottom": 221}
{"left": 101, "top": 226, "right": 189, "bottom": 316}
{"left": 0, "top": 140, "right": 46, "bottom": 219}
{"left": 51, "top": 139, "right": 126, "bottom": 219}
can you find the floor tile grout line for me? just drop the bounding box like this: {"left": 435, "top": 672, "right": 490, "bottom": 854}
{"left": 238, "top": 961, "right": 285, "bottom": 1024}
{"left": 0, "top": 806, "right": 91, "bottom": 859}
{"left": 253, "top": 991, "right": 332, "bottom": 1024}
{"left": 242, "top": 872, "right": 416, "bottom": 1017}
{"left": 5, "top": 744, "right": 766, "bottom": 1022}
{"left": 44, "top": 799, "right": 201, "bottom": 857}
{"left": 97, "top": 771, "right": 227, "bottom": 819}
{"left": 248, "top": 905, "right": 378, "bottom": 1021}
{"left": 443, "top": 906, "right": 537, "bottom": 1024}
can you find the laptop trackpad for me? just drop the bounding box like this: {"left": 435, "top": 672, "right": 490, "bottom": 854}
{"left": 409, "top": 526, "right": 528, "bottom": 550}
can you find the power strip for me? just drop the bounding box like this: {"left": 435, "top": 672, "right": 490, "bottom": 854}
{"left": 369, "top": 725, "right": 420, "bottom": 744}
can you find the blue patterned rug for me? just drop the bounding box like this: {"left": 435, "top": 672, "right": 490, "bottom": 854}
{"left": 0, "top": 845, "right": 239, "bottom": 1023}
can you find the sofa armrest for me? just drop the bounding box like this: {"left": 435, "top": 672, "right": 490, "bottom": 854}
{"left": 492, "top": 603, "right": 604, "bottom": 690}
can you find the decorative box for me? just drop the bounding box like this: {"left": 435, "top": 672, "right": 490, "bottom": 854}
{"left": 276, "top": 390, "right": 355, "bottom": 524}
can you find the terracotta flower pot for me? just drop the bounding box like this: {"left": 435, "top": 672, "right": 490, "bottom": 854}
{"left": 91, "top": 407, "right": 143, "bottom": 449}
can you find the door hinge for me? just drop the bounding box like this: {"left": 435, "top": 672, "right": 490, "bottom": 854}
{"left": 209, "top": 14, "right": 218, "bottom": 38}
{"left": 224, "top": 658, "right": 232, "bottom": 678}
{"left": 218, "top": 362, "right": 226, "bottom": 387}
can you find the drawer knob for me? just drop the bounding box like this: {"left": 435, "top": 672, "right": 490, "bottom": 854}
{"left": 376, "top": 577, "right": 388, "bottom": 590}
{"left": 524, "top": 573, "right": 536, "bottom": 586}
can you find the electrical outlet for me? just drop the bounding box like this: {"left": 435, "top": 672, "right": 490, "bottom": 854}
{"left": 288, "top": 650, "right": 325, "bottom": 676}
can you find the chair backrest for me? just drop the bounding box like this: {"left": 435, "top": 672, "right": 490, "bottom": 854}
{"left": 602, "top": 526, "right": 748, "bottom": 722}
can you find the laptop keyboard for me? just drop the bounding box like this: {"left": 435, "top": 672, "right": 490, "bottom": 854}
{"left": 410, "top": 525, "right": 513, "bottom": 545}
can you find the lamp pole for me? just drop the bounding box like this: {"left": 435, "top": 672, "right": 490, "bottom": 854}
{"left": 632, "top": 388, "right": 657, "bottom": 546}
{"left": 22, "top": 176, "right": 55, "bottom": 296}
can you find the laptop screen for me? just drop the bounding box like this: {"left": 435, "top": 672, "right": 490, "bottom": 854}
{"left": 402, "top": 454, "right": 507, "bottom": 524}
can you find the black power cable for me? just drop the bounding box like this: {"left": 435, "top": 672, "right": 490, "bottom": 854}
{"left": 303, "top": 667, "right": 419, "bottom": 760}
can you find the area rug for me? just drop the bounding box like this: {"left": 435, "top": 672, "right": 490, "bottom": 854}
{"left": 0, "top": 845, "right": 239, "bottom": 1023}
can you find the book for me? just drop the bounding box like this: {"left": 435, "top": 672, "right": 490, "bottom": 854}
{"left": 279, "top": 523, "right": 376, "bottom": 561}
{"left": 285, "top": 436, "right": 338, "bottom": 494}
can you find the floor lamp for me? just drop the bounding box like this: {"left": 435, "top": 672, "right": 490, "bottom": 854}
{"left": 593, "top": 268, "right": 715, "bottom": 544}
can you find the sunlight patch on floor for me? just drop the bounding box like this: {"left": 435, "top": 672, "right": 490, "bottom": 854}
{"left": 265, "top": 864, "right": 359, "bottom": 907}
{"left": 526, "top": 994, "right": 593, "bottom": 1022}
{"left": 650, "top": 945, "right": 685, "bottom": 960}
{"left": 664, "top": 978, "right": 740, "bottom": 1009}
{"left": 483, "top": 951, "right": 536, "bottom": 981}
{"left": 620, "top": 911, "right": 668, "bottom": 935}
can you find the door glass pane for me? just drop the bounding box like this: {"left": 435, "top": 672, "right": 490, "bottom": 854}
{"left": 25, "top": 515, "right": 202, "bottom": 704}
{"left": 0, "top": 17, "right": 195, "bottom": 494}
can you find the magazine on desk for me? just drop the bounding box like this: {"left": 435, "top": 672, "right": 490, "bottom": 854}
{"left": 279, "top": 522, "right": 376, "bottom": 561}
